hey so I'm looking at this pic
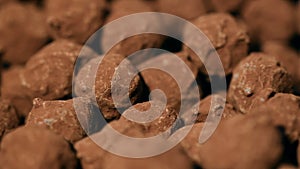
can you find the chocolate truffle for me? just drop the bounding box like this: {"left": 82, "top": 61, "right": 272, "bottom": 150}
{"left": 262, "top": 41, "right": 300, "bottom": 91}
{"left": 0, "top": 2, "right": 48, "bottom": 64}
{"left": 0, "top": 126, "right": 77, "bottom": 169}
{"left": 75, "top": 137, "right": 194, "bottom": 169}
{"left": 102, "top": 0, "right": 165, "bottom": 57}
{"left": 183, "top": 13, "right": 250, "bottom": 75}
{"left": 0, "top": 99, "right": 18, "bottom": 141}
{"left": 140, "top": 52, "right": 201, "bottom": 112}
{"left": 182, "top": 94, "right": 239, "bottom": 125}
{"left": 115, "top": 101, "right": 178, "bottom": 136}
{"left": 45, "top": 0, "right": 107, "bottom": 44}
{"left": 1, "top": 66, "right": 32, "bottom": 117}
{"left": 228, "top": 53, "right": 293, "bottom": 113}
{"left": 26, "top": 98, "right": 86, "bottom": 143}
{"left": 209, "top": 0, "right": 244, "bottom": 12}
{"left": 242, "top": 0, "right": 295, "bottom": 43}
{"left": 249, "top": 93, "right": 300, "bottom": 141}
{"left": 20, "top": 40, "right": 82, "bottom": 100}
{"left": 156, "top": 0, "right": 209, "bottom": 20}
{"left": 75, "top": 102, "right": 191, "bottom": 169}
{"left": 180, "top": 115, "right": 283, "bottom": 169}
{"left": 75, "top": 53, "right": 145, "bottom": 120}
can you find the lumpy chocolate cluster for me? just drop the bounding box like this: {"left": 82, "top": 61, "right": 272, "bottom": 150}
{"left": 0, "top": 0, "right": 299, "bottom": 169}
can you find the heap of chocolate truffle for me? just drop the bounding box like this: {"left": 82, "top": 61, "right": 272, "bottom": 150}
{"left": 0, "top": 0, "right": 299, "bottom": 169}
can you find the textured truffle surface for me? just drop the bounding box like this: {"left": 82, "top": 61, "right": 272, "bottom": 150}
{"left": 20, "top": 40, "right": 81, "bottom": 100}
{"left": 26, "top": 98, "right": 86, "bottom": 143}
{"left": 183, "top": 13, "right": 249, "bottom": 75}
{"left": 228, "top": 53, "right": 293, "bottom": 113}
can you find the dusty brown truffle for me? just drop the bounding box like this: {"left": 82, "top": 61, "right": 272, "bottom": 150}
{"left": 140, "top": 52, "right": 201, "bottom": 112}
{"left": 75, "top": 102, "right": 191, "bottom": 169}
{"left": 249, "top": 93, "right": 300, "bottom": 141}
{"left": 75, "top": 137, "right": 194, "bottom": 169}
{"left": 182, "top": 94, "right": 239, "bottom": 125}
{"left": 262, "top": 41, "right": 300, "bottom": 91}
{"left": 75, "top": 53, "right": 145, "bottom": 120}
{"left": 26, "top": 98, "right": 86, "bottom": 143}
{"left": 1, "top": 66, "right": 32, "bottom": 117}
{"left": 183, "top": 13, "right": 249, "bottom": 75}
{"left": 45, "top": 0, "right": 107, "bottom": 44}
{"left": 242, "top": 0, "right": 295, "bottom": 43}
{"left": 20, "top": 40, "right": 81, "bottom": 100}
{"left": 228, "top": 53, "right": 293, "bottom": 113}
{"left": 0, "top": 99, "right": 18, "bottom": 141}
{"left": 0, "top": 2, "right": 48, "bottom": 64}
{"left": 209, "top": 0, "right": 244, "bottom": 12}
{"left": 180, "top": 115, "right": 283, "bottom": 169}
{"left": 114, "top": 101, "right": 178, "bottom": 137}
{"left": 156, "top": 0, "right": 209, "bottom": 20}
{"left": 107, "top": 0, "right": 153, "bottom": 21}
{"left": 0, "top": 126, "right": 77, "bottom": 169}
{"left": 102, "top": 0, "right": 166, "bottom": 57}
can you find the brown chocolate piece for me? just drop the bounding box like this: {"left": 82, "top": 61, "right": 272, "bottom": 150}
{"left": 242, "top": 0, "right": 295, "bottom": 43}
{"left": 75, "top": 137, "right": 194, "bottom": 169}
{"left": 183, "top": 13, "right": 249, "bottom": 75}
{"left": 228, "top": 53, "right": 293, "bottom": 113}
{"left": 45, "top": 0, "right": 107, "bottom": 44}
{"left": 26, "top": 98, "right": 85, "bottom": 143}
{"left": 20, "top": 40, "right": 81, "bottom": 100}
{"left": 262, "top": 41, "right": 300, "bottom": 91}
{"left": 0, "top": 99, "right": 18, "bottom": 141}
{"left": 209, "top": 0, "right": 244, "bottom": 12}
{"left": 75, "top": 102, "right": 191, "bottom": 169}
{"left": 95, "top": 55, "right": 145, "bottom": 120}
{"left": 141, "top": 69, "right": 181, "bottom": 110}
{"left": 249, "top": 93, "right": 300, "bottom": 141}
{"left": 156, "top": 0, "right": 209, "bottom": 20}
{"left": 102, "top": 0, "right": 165, "bottom": 57}
{"left": 75, "top": 53, "right": 145, "bottom": 120}
{"left": 1, "top": 66, "right": 32, "bottom": 117}
{"left": 182, "top": 94, "right": 239, "bottom": 125}
{"left": 180, "top": 115, "right": 283, "bottom": 169}
{"left": 0, "top": 126, "right": 77, "bottom": 169}
{"left": 0, "top": 2, "right": 48, "bottom": 64}
{"left": 107, "top": 0, "right": 153, "bottom": 22}
{"left": 114, "top": 101, "right": 178, "bottom": 137}
{"left": 140, "top": 52, "right": 201, "bottom": 112}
